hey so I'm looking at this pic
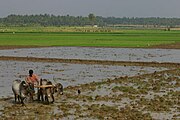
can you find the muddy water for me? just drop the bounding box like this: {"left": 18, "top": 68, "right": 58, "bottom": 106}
{"left": 0, "top": 47, "right": 180, "bottom": 63}
{"left": 0, "top": 60, "right": 166, "bottom": 98}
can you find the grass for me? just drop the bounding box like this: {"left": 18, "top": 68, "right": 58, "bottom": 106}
{"left": 0, "top": 27, "right": 180, "bottom": 47}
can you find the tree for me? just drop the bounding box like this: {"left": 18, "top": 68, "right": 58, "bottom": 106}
{"left": 1, "top": 14, "right": 180, "bottom": 27}
{"left": 88, "top": 13, "right": 96, "bottom": 26}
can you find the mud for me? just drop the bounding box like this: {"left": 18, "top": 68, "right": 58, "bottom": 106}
{"left": 0, "top": 69, "right": 179, "bottom": 120}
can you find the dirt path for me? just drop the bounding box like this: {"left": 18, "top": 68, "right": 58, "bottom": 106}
{"left": 0, "top": 46, "right": 47, "bottom": 50}
{"left": 0, "top": 42, "right": 180, "bottom": 50}
{"left": 150, "top": 42, "right": 180, "bottom": 49}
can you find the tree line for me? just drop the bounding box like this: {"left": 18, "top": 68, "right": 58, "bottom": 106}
{"left": 0, "top": 14, "right": 180, "bottom": 27}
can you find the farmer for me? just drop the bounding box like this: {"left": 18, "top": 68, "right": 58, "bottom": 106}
{"left": 26, "top": 69, "right": 39, "bottom": 85}
{"left": 25, "top": 69, "right": 39, "bottom": 101}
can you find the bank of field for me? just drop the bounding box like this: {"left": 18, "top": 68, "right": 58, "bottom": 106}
{"left": 0, "top": 28, "right": 180, "bottom": 47}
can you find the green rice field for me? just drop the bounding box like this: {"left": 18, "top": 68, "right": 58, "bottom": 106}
{"left": 0, "top": 27, "right": 180, "bottom": 47}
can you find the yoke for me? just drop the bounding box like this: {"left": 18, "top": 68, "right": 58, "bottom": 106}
{"left": 34, "top": 85, "right": 55, "bottom": 88}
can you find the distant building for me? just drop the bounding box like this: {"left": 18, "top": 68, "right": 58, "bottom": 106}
{"left": 93, "top": 25, "right": 98, "bottom": 28}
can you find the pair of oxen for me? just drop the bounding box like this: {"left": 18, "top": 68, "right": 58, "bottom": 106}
{"left": 12, "top": 79, "right": 63, "bottom": 104}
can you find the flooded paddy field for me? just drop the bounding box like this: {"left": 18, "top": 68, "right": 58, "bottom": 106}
{"left": 0, "top": 47, "right": 180, "bottom": 63}
{"left": 0, "top": 60, "right": 166, "bottom": 98}
{"left": 0, "top": 47, "right": 179, "bottom": 119}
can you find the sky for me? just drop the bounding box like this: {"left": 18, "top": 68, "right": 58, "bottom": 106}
{"left": 0, "top": 0, "right": 180, "bottom": 18}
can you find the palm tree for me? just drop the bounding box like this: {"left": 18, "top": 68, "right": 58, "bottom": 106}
{"left": 88, "top": 13, "right": 96, "bottom": 26}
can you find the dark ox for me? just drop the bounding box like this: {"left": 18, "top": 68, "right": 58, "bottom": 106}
{"left": 38, "top": 79, "right": 55, "bottom": 104}
{"left": 12, "top": 80, "right": 34, "bottom": 104}
{"left": 38, "top": 79, "right": 63, "bottom": 104}
{"left": 54, "top": 82, "right": 63, "bottom": 96}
